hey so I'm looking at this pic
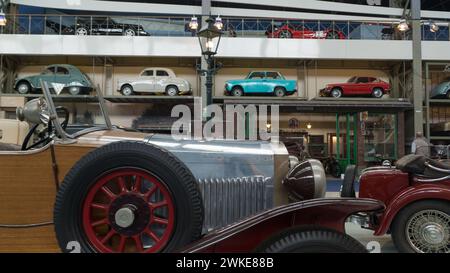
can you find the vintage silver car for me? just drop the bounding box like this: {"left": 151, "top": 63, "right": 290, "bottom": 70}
{"left": 0, "top": 81, "right": 386, "bottom": 253}
{"left": 117, "top": 68, "right": 191, "bottom": 96}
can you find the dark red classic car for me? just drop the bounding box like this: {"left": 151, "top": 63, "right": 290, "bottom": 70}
{"left": 265, "top": 24, "right": 346, "bottom": 39}
{"left": 341, "top": 155, "right": 450, "bottom": 253}
{"left": 320, "top": 76, "right": 391, "bottom": 98}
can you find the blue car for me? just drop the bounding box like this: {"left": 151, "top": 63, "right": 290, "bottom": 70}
{"left": 225, "top": 71, "right": 297, "bottom": 97}
{"left": 430, "top": 80, "right": 450, "bottom": 99}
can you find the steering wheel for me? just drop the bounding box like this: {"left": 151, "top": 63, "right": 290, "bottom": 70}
{"left": 21, "top": 106, "right": 70, "bottom": 151}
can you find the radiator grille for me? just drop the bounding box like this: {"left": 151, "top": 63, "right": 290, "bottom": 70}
{"left": 197, "top": 176, "right": 273, "bottom": 232}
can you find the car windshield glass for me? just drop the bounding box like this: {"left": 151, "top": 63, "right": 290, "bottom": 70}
{"left": 266, "top": 72, "right": 283, "bottom": 79}
{"left": 141, "top": 70, "right": 153, "bottom": 76}
{"left": 44, "top": 85, "right": 110, "bottom": 133}
{"left": 41, "top": 67, "right": 54, "bottom": 75}
{"left": 357, "top": 77, "right": 369, "bottom": 83}
{"left": 347, "top": 76, "right": 357, "bottom": 83}
{"left": 56, "top": 67, "right": 69, "bottom": 75}
{"left": 156, "top": 70, "right": 169, "bottom": 76}
{"left": 248, "top": 72, "right": 265, "bottom": 79}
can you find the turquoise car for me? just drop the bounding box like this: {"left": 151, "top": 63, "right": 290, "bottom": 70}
{"left": 430, "top": 80, "right": 450, "bottom": 99}
{"left": 14, "top": 64, "right": 93, "bottom": 95}
{"left": 225, "top": 71, "right": 297, "bottom": 97}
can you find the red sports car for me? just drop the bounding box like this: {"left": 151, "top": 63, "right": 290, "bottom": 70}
{"left": 341, "top": 154, "right": 450, "bottom": 253}
{"left": 320, "top": 76, "right": 391, "bottom": 98}
{"left": 265, "top": 24, "right": 346, "bottom": 39}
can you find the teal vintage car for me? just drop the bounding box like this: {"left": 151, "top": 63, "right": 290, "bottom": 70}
{"left": 430, "top": 79, "right": 450, "bottom": 99}
{"left": 14, "top": 64, "right": 94, "bottom": 95}
{"left": 225, "top": 71, "right": 297, "bottom": 97}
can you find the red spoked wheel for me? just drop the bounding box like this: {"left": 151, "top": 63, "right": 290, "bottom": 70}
{"left": 54, "top": 141, "right": 204, "bottom": 253}
{"left": 82, "top": 168, "right": 175, "bottom": 253}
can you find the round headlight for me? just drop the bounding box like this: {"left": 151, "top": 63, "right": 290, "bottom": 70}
{"left": 16, "top": 98, "right": 50, "bottom": 124}
{"left": 282, "top": 159, "right": 326, "bottom": 201}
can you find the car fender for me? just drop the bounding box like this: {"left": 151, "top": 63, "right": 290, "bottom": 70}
{"left": 231, "top": 83, "right": 246, "bottom": 92}
{"left": 117, "top": 80, "right": 134, "bottom": 90}
{"left": 179, "top": 198, "right": 384, "bottom": 253}
{"left": 374, "top": 184, "right": 450, "bottom": 236}
{"left": 17, "top": 77, "right": 38, "bottom": 89}
{"left": 330, "top": 84, "right": 344, "bottom": 90}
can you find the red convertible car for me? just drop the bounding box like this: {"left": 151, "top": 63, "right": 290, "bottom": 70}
{"left": 320, "top": 76, "right": 391, "bottom": 98}
{"left": 265, "top": 24, "right": 346, "bottom": 39}
{"left": 341, "top": 154, "right": 450, "bottom": 253}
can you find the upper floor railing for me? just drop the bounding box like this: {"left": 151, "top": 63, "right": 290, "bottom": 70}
{"left": 0, "top": 14, "right": 449, "bottom": 41}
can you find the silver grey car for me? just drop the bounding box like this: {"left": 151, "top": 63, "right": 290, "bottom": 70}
{"left": 117, "top": 68, "right": 192, "bottom": 96}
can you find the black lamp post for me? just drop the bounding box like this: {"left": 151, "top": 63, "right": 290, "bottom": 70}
{"left": 191, "top": 16, "right": 223, "bottom": 108}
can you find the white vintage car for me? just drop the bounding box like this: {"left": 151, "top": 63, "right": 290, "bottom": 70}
{"left": 117, "top": 68, "right": 192, "bottom": 96}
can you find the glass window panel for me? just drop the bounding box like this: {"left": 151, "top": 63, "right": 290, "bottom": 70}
{"left": 363, "top": 113, "right": 397, "bottom": 161}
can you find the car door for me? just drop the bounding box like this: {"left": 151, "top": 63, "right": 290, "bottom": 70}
{"left": 347, "top": 77, "right": 368, "bottom": 95}
{"left": 134, "top": 69, "right": 155, "bottom": 93}
{"left": 245, "top": 72, "right": 266, "bottom": 93}
{"left": 366, "top": 77, "right": 377, "bottom": 93}
{"left": 39, "top": 66, "right": 56, "bottom": 89}
{"left": 94, "top": 17, "right": 109, "bottom": 35}
{"left": 53, "top": 66, "right": 71, "bottom": 94}
{"left": 265, "top": 72, "right": 281, "bottom": 93}
{"left": 355, "top": 77, "right": 371, "bottom": 94}
{"left": 0, "top": 145, "right": 56, "bottom": 251}
{"left": 155, "top": 70, "right": 170, "bottom": 92}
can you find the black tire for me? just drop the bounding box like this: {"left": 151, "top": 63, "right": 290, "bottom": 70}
{"left": 16, "top": 81, "right": 31, "bottom": 94}
{"left": 124, "top": 28, "right": 136, "bottom": 36}
{"left": 257, "top": 228, "right": 367, "bottom": 253}
{"left": 330, "top": 88, "right": 342, "bottom": 98}
{"left": 372, "top": 87, "right": 384, "bottom": 98}
{"left": 231, "top": 86, "right": 244, "bottom": 97}
{"left": 326, "top": 31, "right": 340, "bottom": 39}
{"left": 120, "top": 85, "right": 134, "bottom": 96}
{"left": 54, "top": 141, "right": 204, "bottom": 253}
{"left": 279, "top": 30, "right": 292, "bottom": 38}
{"left": 165, "top": 85, "right": 179, "bottom": 96}
{"left": 446, "top": 90, "right": 450, "bottom": 99}
{"left": 391, "top": 200, "right": 450, "bottom": 253}
{"left": 340, "top": 165, "right": 357, "bottom": 198}
{"left": 274, "top": 87, "right": 286, "bottom": 97}
{"left": 75, "top": 27, "right": 88, "bottom": 36}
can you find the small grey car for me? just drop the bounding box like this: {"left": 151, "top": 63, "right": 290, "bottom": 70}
{"left": 117, "top": 68, "right": 192, "bottom": 96}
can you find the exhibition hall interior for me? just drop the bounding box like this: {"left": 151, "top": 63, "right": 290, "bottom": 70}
{"left": 0, "top": 0, "right": 449, "bottom": 255}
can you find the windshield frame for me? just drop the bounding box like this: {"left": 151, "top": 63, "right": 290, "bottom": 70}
{"left": 347, "top": 76, "right": 358, "bottom": 83}
{"left": 40, "top": 79, "right": 113, "bottom": 140}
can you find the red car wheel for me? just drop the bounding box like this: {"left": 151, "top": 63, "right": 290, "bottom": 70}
{"left": 82, "top": 168, "right": 175, "bottom": 253}
{"left": 54, "top": 141, "right": 204, "bottom": 253}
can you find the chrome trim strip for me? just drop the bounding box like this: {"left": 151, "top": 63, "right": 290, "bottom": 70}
{"left": 424, "top": 162, "right": 450, "bottom": 174}
{"left": 416, "top": 174, "right": 450, "bottom": 183}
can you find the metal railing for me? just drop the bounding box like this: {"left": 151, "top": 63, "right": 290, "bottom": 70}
{"left": 0, "top": 14, "right": 449, "bottom": 41}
